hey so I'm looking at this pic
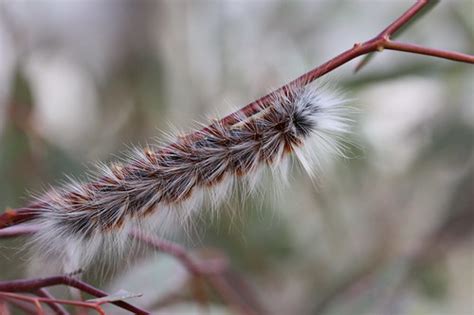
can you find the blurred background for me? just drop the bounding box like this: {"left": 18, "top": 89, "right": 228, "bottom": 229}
{"left": 0, "top": 0, "right": 472, "bottom": 314}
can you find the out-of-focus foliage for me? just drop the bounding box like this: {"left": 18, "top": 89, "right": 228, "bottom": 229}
{"left": 0, "top": 1, "right": 472, "bottom": 314}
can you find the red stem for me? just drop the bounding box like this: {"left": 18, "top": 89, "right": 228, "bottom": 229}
{"left": 207, "top": 274, "right": 261, "bottom": 315}
{"left": 131, "top": 230, "right": 263, "bottom": 315}
{"left": 35, "top": 289, "right": 69, "bottom": 315}
{"left": 0, "top": 226, "right": 257, "bottom": 315}
{"left": 379, "top": 0, "right": 429, "bottom": 37}
{"left": 0, "top": 276, "right": 149, "bottom": 315}
{"left": 0, "top": 292, "right": 106, "bottom": 315}
{"left": 384, "top": 40, "right": 474, "bottom": 63}
{"left": 130, "top": 229, "right": 227, "bottom": 276}
{"left": 2, "top": 297, "right": 40, "bottom": 314}
{"left": 210, "top": 0, "right": 472, "bottom": 128}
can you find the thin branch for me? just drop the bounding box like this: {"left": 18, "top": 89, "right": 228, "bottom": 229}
{"left": 0, "top": 276, "right": 149, "bottom": 315}
{"left": 0, "top": 293, "right": 45, "bottom": 314}
{"left": 0, "top": 292, "right": 107, "bottom": 315}
{"left": 383, "top": 40, "right": 474, "bottom": 63}
{"left": 378, "top": 0, "right": 431, "bottom": 38}
{"left": 35, "top": 288, "right": 69, "bottom": 315}
{"left": 131, "top": 230, "right": 264, "bottom": 315}
{"left": 354, "top": 0, "right": 440, "bottom": 71}
{"left": 130, "top": 229, "right": 227, "bottom": 277}
{"left": 207, "top": 0, "right": 472, "bottom": 127}
{"left": 207, "top": 274, "right": 261, "bottom": 315}
{"left": 0, "top": 299, "right": 11, "bottom": 315}
{"left": 1, "top": 297, "right": 38, "bottom": 314}
{"left": 0, "top": 226, "right": 261, "bottom": 314}
{"left": 0, "top": 226, "right": 262, "bottom": 314}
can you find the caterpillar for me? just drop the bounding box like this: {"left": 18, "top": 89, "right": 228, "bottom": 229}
{"left": 29, "top": 83, "right": 352, "bottom": 273}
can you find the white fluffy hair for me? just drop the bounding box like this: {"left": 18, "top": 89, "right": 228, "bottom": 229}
{"left": 28, "top": 83, "right": 352, "bottom": 273}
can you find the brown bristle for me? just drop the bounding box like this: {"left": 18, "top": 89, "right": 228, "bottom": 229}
{"left": 111, "top": 162, "right": 125, "bottom": 180}
{"left": 144, "top": 147, "right": 158, "bottom": 164}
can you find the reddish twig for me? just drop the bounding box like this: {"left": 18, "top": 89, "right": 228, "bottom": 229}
{"left": 0, "top": 276, "right": 149, "bottom": 315}
{"left": 0, "top": 226, "right": 261, "bottom": 314}
{"left": 0, "top": 292, "right": 107, "bottom": 315}
{"left": 211, "top": 0, "right": 472, "bottom": 127}
{"left": 378, "top": 0, "right": 432, "bottom": 37}
{"left": 0, "top": 293, "right": 45, "bottom": 314}
{"left": 131, "top": 230, "right": 264, "bottom": 315}
{"left": 0, "top": 298, "right": 11, "bottom": 315}
{"left": 1, "top": 297, "right": 38, "bottom": 314}
{"left": 207, "top": 274, "right": 261, "bottom": 315}
{"left": 130, "top": 229, "right": 228, "bottom": 277}
{"left": 35, "top": 288, "right": 69, "bottom": 315}
{"left": 0, "top": 226, "right": 263, "bottom": 314}
{"left": 383, "top": 40, "right": 474, "bottom": 63}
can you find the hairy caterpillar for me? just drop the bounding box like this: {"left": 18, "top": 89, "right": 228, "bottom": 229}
{"left": 29, "top": 83, "right": 351, "bottom": 272}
